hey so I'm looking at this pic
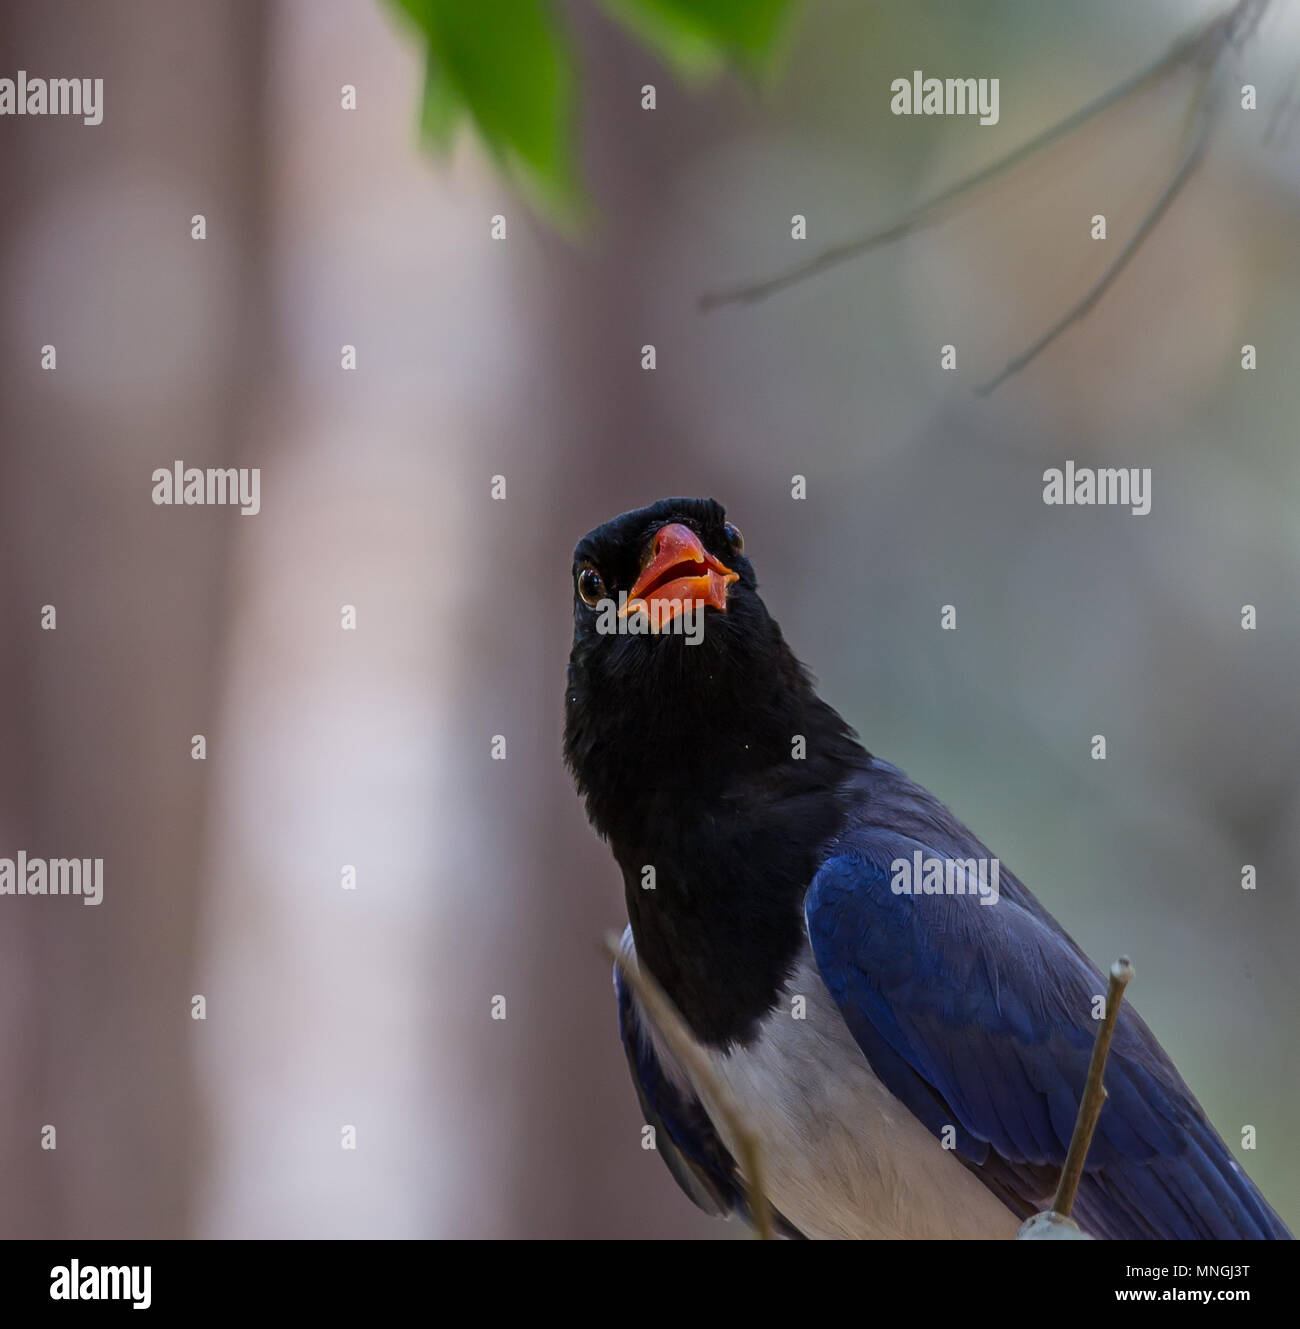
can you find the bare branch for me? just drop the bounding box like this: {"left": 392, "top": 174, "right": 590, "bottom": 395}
{"left": 699, "top": 11, "right": 1226, "bottom": 312}
{"left": 1052, "top": 956, "right": 1135, "bottom": 1219}
{"left": 975, "top": 0, "right": 1269, "bottom": 391}
{"left": 1264, "top": 56, "right": 1300, "bottom": 146}
{"left": 699, "top": 0, "right": 1270, "bottom": 393}
{"left": 974, "top": 67, "right": 1219, "bottom": 395}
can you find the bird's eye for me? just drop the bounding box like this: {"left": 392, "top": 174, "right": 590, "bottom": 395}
{"left": 576, "top": 564, "right": 607, "bottom": 608}
{"left": 723, "top": 522, "right": 744, "bottom": 554}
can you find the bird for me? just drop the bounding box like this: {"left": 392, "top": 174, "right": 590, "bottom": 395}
{"left": 563, "top": 495, "right": 1291, "bottom": 1241}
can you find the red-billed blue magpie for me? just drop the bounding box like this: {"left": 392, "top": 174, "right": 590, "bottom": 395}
{"left": 564, "top": 497, "right": 1290, "bottom": 1240}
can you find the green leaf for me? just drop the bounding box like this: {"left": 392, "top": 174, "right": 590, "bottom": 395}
{"left": 391, "top": 0, "right": 581, "bottom": 222}
{"left": 387, "top": 0, "right": 799, "bottom": 227}
{"left": 599, "top": 0, "right": 796, "bottom": 83}
{"left": 418, "top": 48, "right": 464, "bottom": 152}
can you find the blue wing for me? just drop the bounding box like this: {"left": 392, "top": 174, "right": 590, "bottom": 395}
{"left": 806, "top": 825, "right": 1291, "bottom": 1239}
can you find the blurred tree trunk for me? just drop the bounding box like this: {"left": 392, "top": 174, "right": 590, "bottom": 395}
{"left": 0, "top": 0, "right": 269, "bottom": 1237}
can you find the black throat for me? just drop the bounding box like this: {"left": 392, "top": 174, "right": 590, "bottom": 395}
{"left": 566, "top": 625, "right": 869, "bottom": 1049}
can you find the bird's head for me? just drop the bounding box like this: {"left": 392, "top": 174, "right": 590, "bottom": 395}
{"left": 563, "top": 497, "right": 862, "bottom": 840}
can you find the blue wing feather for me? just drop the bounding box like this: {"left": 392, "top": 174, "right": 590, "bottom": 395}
{"left": 806, "top": 824, "right": 1290, "bottom": 1239}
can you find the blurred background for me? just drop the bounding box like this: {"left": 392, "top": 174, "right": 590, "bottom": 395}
{"left": 0, "top": 0, "right": 1297, "bottom": 1238}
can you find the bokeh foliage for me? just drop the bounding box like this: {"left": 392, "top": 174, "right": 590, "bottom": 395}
{"left": 389, "top": 0, "right": 797, "bottom": 222}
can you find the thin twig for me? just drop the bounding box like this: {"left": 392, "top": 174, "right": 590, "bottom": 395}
{"left": 976, "top": 0, "right": 1270, "bottom": 392}
{"left": 1225, "top": 0, "right": 1273, "bottom": 48}
{"left": 1052, "top": 956, "right": 1135, "bottom": 1219}
{"left": 604, "top": 932, "right": 776, "bottom": 1239}
{"left": 699, "top": 10, "right": 1231, "bottom": 312}
{"left": 1264, "top": 56, "right": 1300, "bottom": 146}
{"left": 975, "top": 62, "right": 1221, "bottom": 395}
{"left": 700, "top": 0, "right": 1269, "bottom": 394}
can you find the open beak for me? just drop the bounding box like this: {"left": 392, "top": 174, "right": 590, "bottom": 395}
{"left": 618, "top": 523, "right": 738, "bottom": 627}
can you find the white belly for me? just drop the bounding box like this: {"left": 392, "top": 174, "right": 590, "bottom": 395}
{"left": 699, "top": 948, "right": 1022, "bottom": 1239}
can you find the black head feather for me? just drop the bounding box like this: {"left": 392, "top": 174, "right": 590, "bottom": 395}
{"left": 564, "top": 498, "right": 869, "bottom": 1046}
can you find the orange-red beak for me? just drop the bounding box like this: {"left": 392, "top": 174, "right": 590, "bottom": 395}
{"left": 618, "top": 523, "right": 738, "bottom": 627}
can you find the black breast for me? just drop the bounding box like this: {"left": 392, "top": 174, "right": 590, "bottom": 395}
{"left": 617, "top": 778, "right": 850, "bottom": 1049}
